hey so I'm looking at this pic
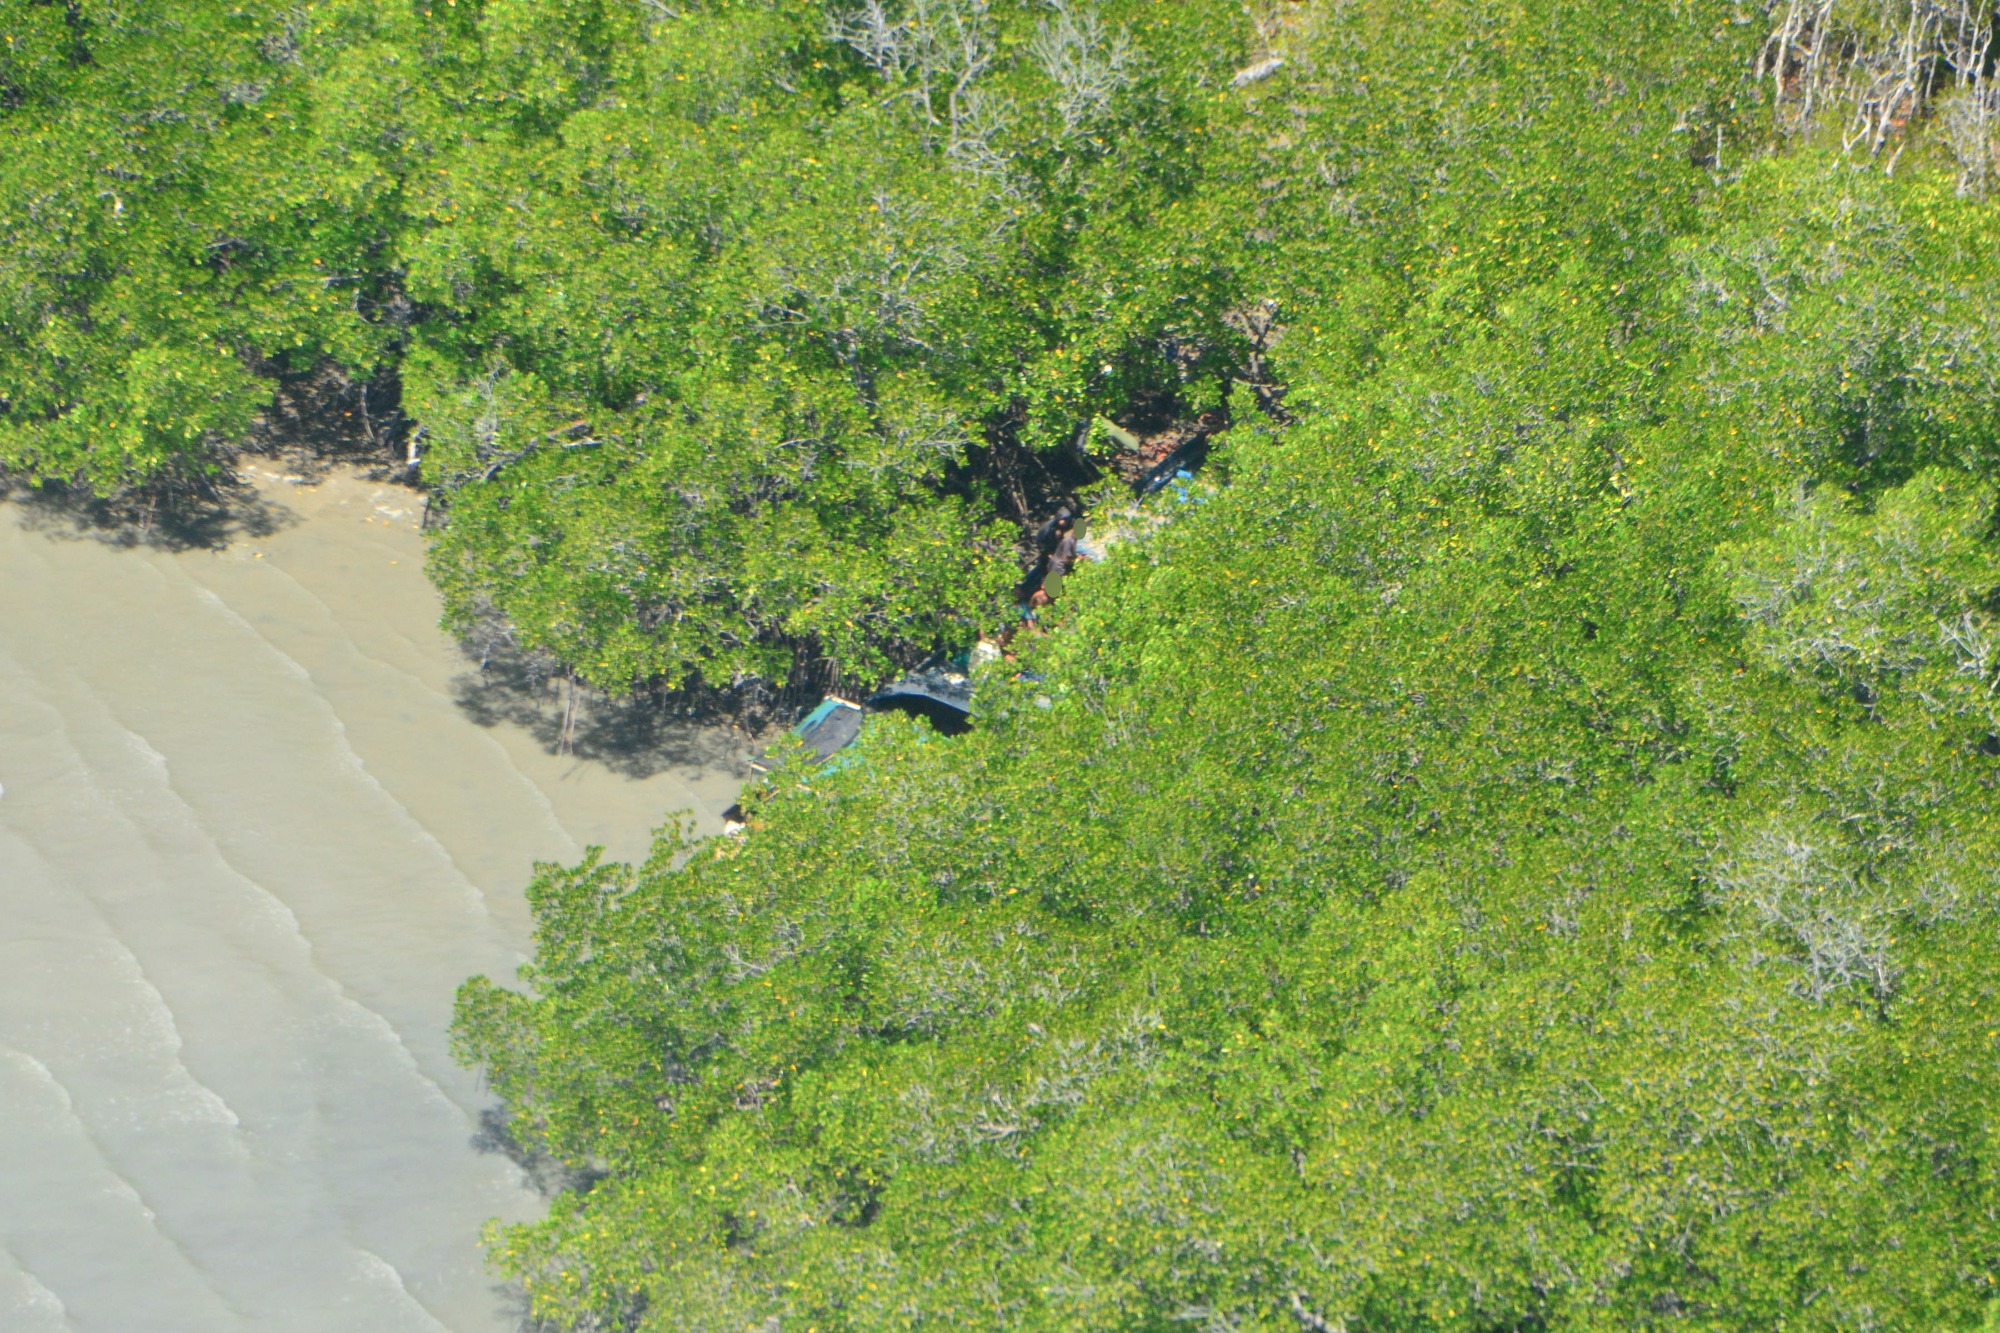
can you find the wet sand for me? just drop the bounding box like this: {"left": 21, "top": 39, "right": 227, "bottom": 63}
{"left": 0, "top": 466, "right": 747, "bottom": 1331}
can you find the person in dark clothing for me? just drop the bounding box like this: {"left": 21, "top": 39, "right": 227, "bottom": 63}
{"left": 998, "top": 508, "right": 1081, "bottom": 654}
{"left": 1032, "top": 504, "right": 1080, "bottom": 600}
{"left": 1033, "top": 507, "right": 1072, "bottom": 554}
{"left": 1032, "top": 508, "right": 1079, "bottom": 584}
{"left": 1043, "top": 510, "right": 1079, "bottom": 580}
{"left": 1012, "top": 555, "right": 1051, "bottom": 609}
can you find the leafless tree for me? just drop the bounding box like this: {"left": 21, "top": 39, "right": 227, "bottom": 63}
{"left": 1936, "top": 0, "right": 1999, "bottom": 191}
{"left": 832, "top": 0, "right": 993, "bottom": 126}
{"left": 1289, "top": 1294, "right": 1347, "bottom": 1333}
{"left": 257, "top": 7, "right": 308, "bottom": 64}
{"left": 1711, "top": 826, "right": 1904, "bottom": 1007}
{"left": 1939, "top": 83, "right": 1999, "bottom": 190}
{"left": 944, "top": 84, "right": 1017, "bottom": 179}
{"left": 831, "top": 0, "right": 1025, "bottom": 181}
{"left": 765, "top": 192, "right": 970, "bottom": 365}
{"left": 831, "top": 0, "right": 912, "bottom": 82}
{"left": 1028, "top": 0, "right": 1136, "bottom": 138}
{"left": 1758, "top": 0, "right": 1999, "bottom": 191}
{"left": 1225, "top": 300, "right": 1295, "bottom": 422}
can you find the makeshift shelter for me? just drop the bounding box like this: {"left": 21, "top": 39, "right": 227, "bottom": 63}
{"left": 1100, "top": 408, "right": 1229, "bottom": 496}
{"left": 746, "top": 696, "right": 865, "bottom": 774}
{"left": 867, "top": 662, "right": 974, "bottom": 736}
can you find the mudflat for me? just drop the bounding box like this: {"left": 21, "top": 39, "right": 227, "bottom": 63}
{"left": 0, "top": 466, "right": 746, "bottom": 1332}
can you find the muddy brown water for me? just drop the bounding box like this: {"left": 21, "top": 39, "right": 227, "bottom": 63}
{"left": 0, "top": 466, "right": 748, "bottom": 1331}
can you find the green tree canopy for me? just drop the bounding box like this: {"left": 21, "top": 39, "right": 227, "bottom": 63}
{"left": 12, "top": 2, "right": 2000, "bottom": 1327}
{"left": 448, "top": 4, "right": 2000, "bottom": 1331}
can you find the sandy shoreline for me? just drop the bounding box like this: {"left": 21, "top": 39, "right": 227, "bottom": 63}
{"left": 0, "top": 465, "right": 745, "bottom": 1331}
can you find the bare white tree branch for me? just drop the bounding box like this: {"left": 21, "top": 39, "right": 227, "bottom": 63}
{"left": 1028, "top": 0, "right": 1136, "bottom": 138}
{"left": 1759, "top": 0, "right": 2000, "bottom": 192}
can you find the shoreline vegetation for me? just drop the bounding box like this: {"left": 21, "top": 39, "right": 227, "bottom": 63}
{"left": 11, "top": 0, "right": 2000, "bottom": 1328}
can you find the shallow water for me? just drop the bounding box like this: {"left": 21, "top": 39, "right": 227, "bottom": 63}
{"left": 0, "top": 466, "right": 747, "bottom": 1331}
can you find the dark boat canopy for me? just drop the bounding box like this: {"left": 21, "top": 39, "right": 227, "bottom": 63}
{"left": 867, "top": 663, "right": 973, "bottom": 735}
{"left": 868, "top": 664, "right": 971, "bottom": 715}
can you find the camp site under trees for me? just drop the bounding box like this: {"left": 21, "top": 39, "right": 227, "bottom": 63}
{"left": 9, "top": 0, "right": 2000, "bottom": 1326}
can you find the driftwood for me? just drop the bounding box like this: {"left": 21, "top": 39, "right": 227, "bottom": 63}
{"left": 1231, "top": 56, "right": 1286, "bottom": 88}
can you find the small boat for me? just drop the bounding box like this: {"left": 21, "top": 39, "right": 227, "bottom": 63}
{"left": 746, "top": 696, "right": 865, "bottom": 774}
{"left": 746, "top": 657, "right": 980, "bottom": 780}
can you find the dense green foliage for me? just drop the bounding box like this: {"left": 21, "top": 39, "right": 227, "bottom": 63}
{"left": 2, "top": 0, "right": 1265, "bottom": 684}
{"left": 0, "top": 1, "right": 409, "bottom": 490}
{"left": 438, "top": 3, "right": 2000, "bottom": 1331}
{"left": 14, "top": 0, "right": 2000, "bottom": 1328}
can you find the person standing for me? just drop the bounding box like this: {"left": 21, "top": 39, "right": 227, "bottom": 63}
{"left": 998, "top": 508, "right": 1081, "bottom": 655}
{"left": 1035, "top": 508, "right": 1080, "bottom": 600}
{"left": 1045, "top": 510, "right": 1079, "bottom": 580}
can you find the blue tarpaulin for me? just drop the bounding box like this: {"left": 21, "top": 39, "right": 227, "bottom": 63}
{"left": 747, "top": 697, "right": 865, "bottom": 773}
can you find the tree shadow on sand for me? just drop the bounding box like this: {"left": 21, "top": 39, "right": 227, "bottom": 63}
{"left": 470, "top": 1105, "right": 629, "bottom": 1331}
{"left": 450, "top": 631, "right": 753, "bottom": 781}
{"left": 3, "top": 471, "right": 300, "bottom": 552}
{"left": 470, "top": 1104, "right": 606, "bottom": 1199}
{"left": 3, "top": 361, "right": 414, "bottom": 553}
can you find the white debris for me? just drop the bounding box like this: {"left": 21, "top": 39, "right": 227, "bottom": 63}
{"left": 1230, "top": 57, "right": 1285, "bottom": 88}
